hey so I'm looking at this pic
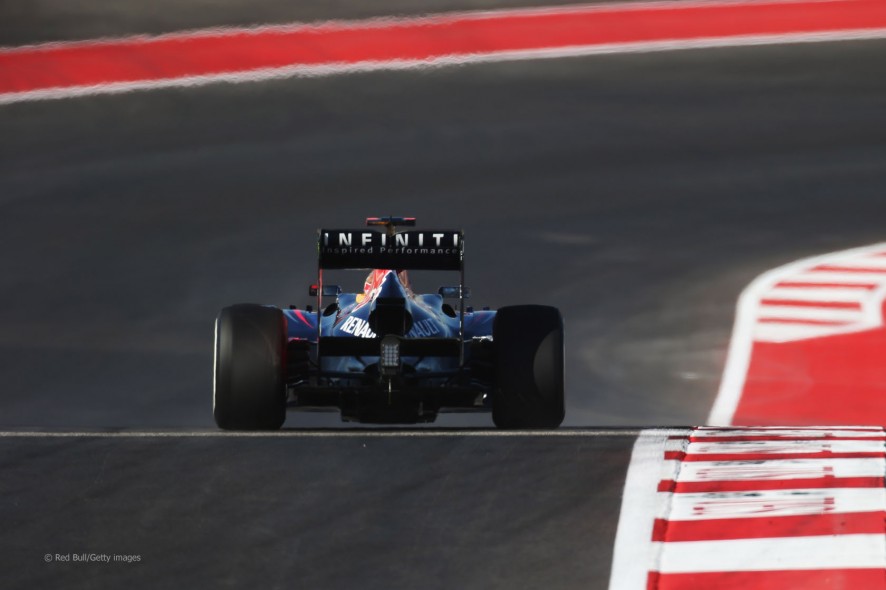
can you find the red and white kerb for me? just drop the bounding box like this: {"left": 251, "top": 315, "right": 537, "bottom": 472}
{"left": 710, "top": 243, "right": 886, "bottom": 426}
{"left": 610, "top": 428, "right": 886, "bottom": 590}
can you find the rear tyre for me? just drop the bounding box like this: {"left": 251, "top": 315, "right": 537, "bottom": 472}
{"left": 492, "top": 305, "right": 565, "bottom": 429}
{"left": 214, "top": 304, "right": 287, "bottom": 430}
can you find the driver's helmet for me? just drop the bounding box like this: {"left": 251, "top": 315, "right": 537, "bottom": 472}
{"left": 362, "top": 269, "right": 411, "bottom": 298}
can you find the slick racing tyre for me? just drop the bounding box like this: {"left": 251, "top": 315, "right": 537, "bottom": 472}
{"left": 492, "top": 305, "right": 565, "bottom": 429}
{"left": 214, "top": 304, "right": 287, "bottom": 430}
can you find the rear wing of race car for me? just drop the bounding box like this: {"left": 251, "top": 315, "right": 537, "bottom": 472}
{"left": 314, "top": 217, "right": 467, "bottom": 363}
{"left": 318, "top": 229, "right": 463, "bottom": 271}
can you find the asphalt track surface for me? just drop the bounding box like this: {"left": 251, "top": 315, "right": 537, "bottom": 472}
{"left": 0, "top": 431, "right": 636, "bottom": 589}
{"left": 4, "top": 39, "right": 886, "bottom": 429}
{"left": 3, "top": 5, "right": 886, "bottom": 588}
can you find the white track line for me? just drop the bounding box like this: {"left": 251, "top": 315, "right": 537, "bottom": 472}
{"left": 752, "top": 323, "right": 846, "bottom": 342}
{"left": 692, "top": 428, "right": 886, "bottom": 437}
{"left": 659, "top": 488, "right": 886, "bottom": 520}
{"left": 609, "top": 429, "right": 692, "bottom": 590}
{"left": 788, "top": 270, "right": 886, "bottom": 283}
{"left": 653, "top": 534, "right": 886, "bottom": 573}
{"left": 663, "top": 457, "right": 885, "bottom": 481}
{"left": 756, "top": 305, "right": 861, "bottom": 322}
{"left": 687, "top": 439, "right": 886, "bottom": 453}
{"left": 764, "top": 286, "right": 872, "bottom": 302}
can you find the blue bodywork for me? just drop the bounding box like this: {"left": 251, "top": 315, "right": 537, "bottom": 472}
{"left": 280, "top": 270, "right": 495, "bottom": 422}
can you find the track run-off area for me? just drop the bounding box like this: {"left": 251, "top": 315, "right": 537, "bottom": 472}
{"left": 3, "top": 0, "right": 886, "bottom": 103}
{"left": 711, "top": 243, "right": 886, "bottom": 426}
{"left": 3, "top": 0, "right": 886, "bottom": 588}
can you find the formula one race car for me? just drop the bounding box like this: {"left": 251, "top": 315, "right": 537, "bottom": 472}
{"left": 213, "top": 217, "right": 564, "bottom": 429}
